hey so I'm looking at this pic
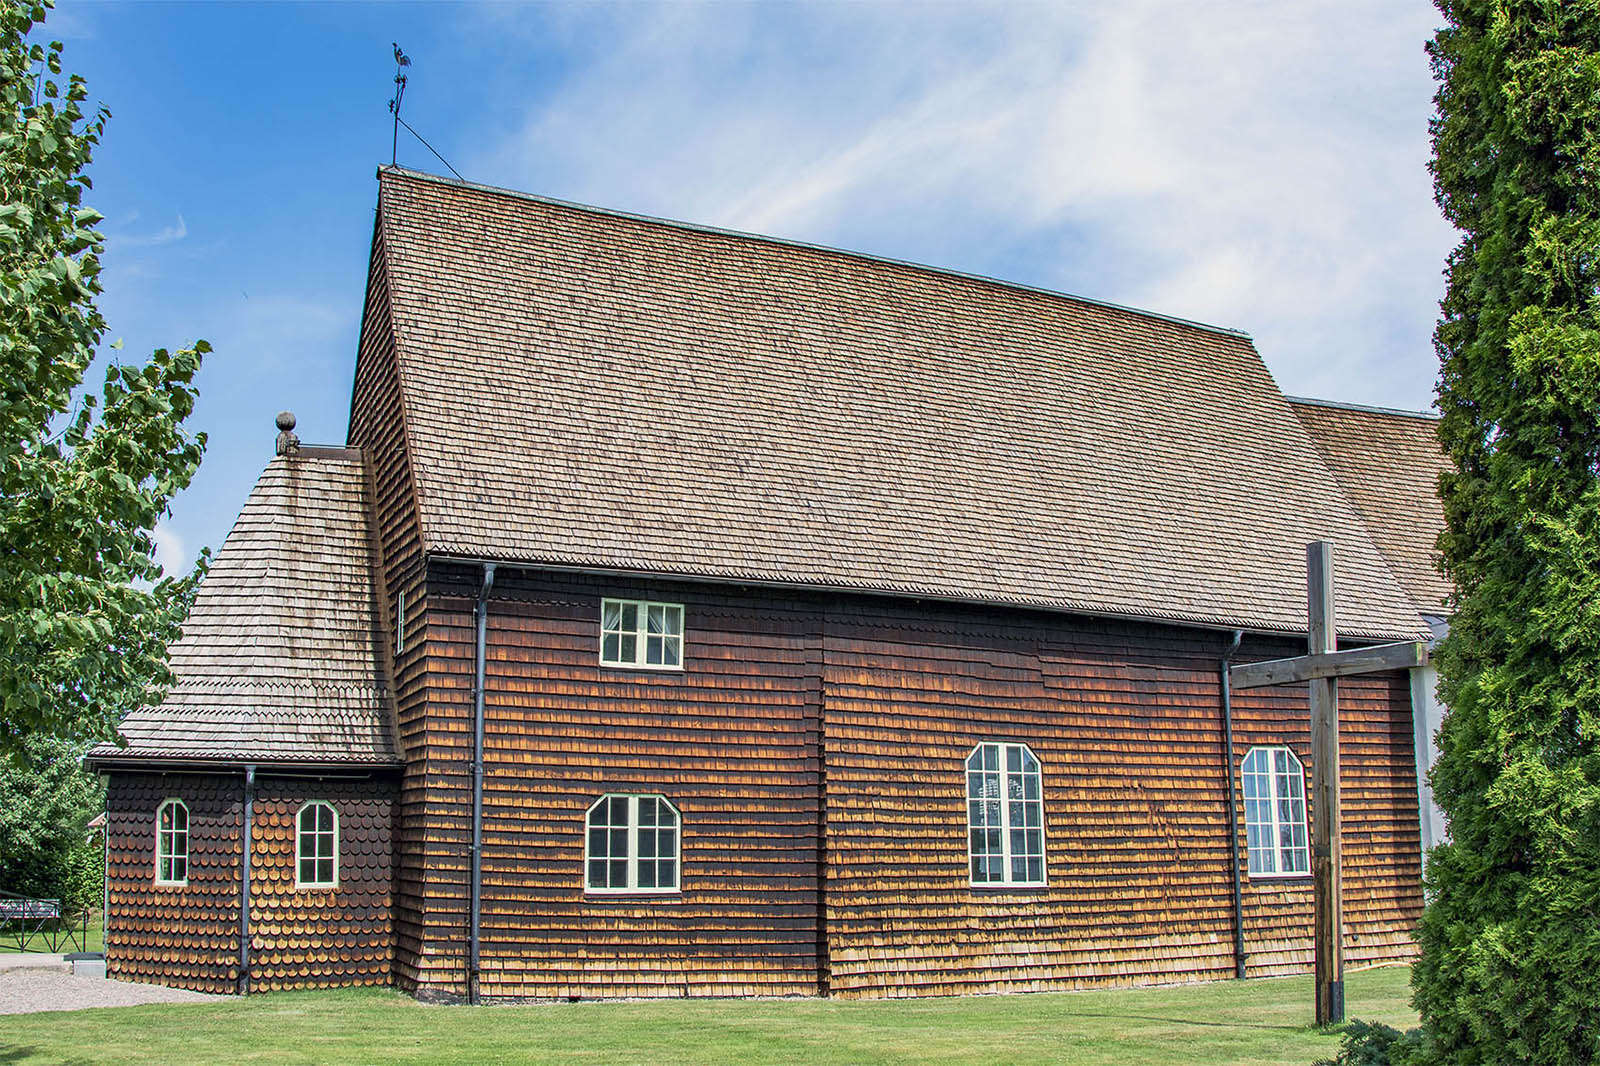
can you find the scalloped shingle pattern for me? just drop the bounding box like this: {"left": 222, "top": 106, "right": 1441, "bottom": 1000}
{"left": 91, "top": 451, "right": 396, "bottom": 764}
{"left": 377, "top": 169, "right": 1425, "bottom": 639}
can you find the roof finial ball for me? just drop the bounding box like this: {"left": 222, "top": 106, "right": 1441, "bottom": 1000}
{"left": 274, "top": 411, "right": 300, "bottom": 457}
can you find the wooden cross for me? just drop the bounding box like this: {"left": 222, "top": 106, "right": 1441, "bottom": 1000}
{"left": 1228, "top": 541, "right": 1428, "bottom": 1026}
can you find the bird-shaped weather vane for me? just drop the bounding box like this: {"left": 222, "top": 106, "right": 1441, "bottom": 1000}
{"left": 388, "top": 43, "right": 410, "bottom": 166}
{"left": 383, "top": 42, "right": 464, "bottom": 180}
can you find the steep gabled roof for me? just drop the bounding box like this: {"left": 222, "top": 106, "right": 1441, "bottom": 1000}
{"left": 89, "top": 450, "right": 398, "bottom": 767}
{"left": 1289, "top": 397, "right": 1454, "bottom": 617}
{"left": 372, "top": 167, "right": 1426, "bottom": 640}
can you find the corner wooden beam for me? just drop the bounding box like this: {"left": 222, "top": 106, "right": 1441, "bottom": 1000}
{"left": 1228, "top": 640, "right": 1428, "bottom": 691}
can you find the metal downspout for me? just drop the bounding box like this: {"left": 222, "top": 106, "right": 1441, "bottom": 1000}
{"left": 468, "top": 563, "right": 497, "bottom": 1005}
{"left": 1219, "top": 631, "right": 1246, "bottom": 979}
{"left": 239, "top": 763, "right": 256, "bottom": 995}
{"left": 100, "top": 811, "right": 109, "bottom": 957}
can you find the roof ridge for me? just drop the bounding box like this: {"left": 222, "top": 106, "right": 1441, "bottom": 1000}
{"left": 1286, "top": 394, "right": 1440, "bottom": 421}
{"left": 376, "top": 165, "right": 1254, "bottom": 342}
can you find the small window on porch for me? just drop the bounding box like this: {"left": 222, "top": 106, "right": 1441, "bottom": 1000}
{"left": 296, "top": 801, "right": 339, "bottom": 889}
{"left": 155, "top": 798, "right": 188, "bottom": 886}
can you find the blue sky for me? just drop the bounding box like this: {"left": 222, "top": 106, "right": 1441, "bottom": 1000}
{"left": 48, "top": 1, "right": 1456, "bottom": 575}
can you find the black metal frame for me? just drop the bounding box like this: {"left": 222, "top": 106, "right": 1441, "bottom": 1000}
{"left": 0, "top": 891, "right": 92, "bottom": 954}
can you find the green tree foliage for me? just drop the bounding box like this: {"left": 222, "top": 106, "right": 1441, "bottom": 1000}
{"left": 0, "top": 0, "right": 210, "bottom": 756}
{"left": 0, "top": 734, "right": 103, "bottom": 909}
{"left": 1416, "top": 1, "right": 1600, "bottom": 1062}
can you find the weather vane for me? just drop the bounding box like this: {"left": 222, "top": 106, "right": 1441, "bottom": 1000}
{"left": 388, "top": 43, "right": 411, "bottom": 167}
{"left": 383, "top": 42, "right": 463, "bottom": 180}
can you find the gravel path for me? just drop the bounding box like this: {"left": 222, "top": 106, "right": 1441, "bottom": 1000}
{"left": 0, "top": 968, "right": 222, "bottom": 1014}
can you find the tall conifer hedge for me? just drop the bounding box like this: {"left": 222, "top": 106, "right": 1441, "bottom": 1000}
{"left": 1417, "top": 1, "right": 1600, "bottom": 1062}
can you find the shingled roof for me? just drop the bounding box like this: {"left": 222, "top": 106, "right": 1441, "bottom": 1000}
{"left": 89, "top": 450, "right": 398, "bottom": 767}
{"left": 1289, "top": 397, "right": 1454, "bottom": 617}
{"left": 370, "top": 167, "right": 1426, "bottom": 640}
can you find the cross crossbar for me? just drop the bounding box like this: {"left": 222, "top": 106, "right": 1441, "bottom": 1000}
{"left": 1229, "top": 640, "right": 1429, "bottom": 690}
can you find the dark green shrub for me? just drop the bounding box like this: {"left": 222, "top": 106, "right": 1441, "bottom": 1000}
{"left": 1314, "top": 1020, "right": 1430, "bottom": 1066}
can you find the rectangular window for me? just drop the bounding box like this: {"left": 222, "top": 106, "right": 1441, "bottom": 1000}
{"left": 586, "top": 794, "right": 680, "bottom": 894}
{"left": 155, "top": 799, "right": 189, "bottom": 886}
{"left": 296, "top": 801, "right": 339, "bottom": 889}
{"left": 396, "top": 590, "right": 406, "bottom": 656}
{"left": 600, "top": 599, "right": 683, "bottom": 669}
{"left": 966, "top": 742, "right": 1046, "bottom": 887}
{"left": 1241, "top": 745, "right": 1310, "bottom": 876}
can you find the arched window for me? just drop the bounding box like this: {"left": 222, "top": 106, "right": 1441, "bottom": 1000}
{"left": 155, "top": 799, "right": 188, "bottom": 886}
{"left": 585, "top": 794, "right": 680, "bottom": 894}
{"left": 1241, "top": 746, "right": 1310, "bottom": 876}
{"left": 966, "top": 742, "right": 1046, "bottom": 886}
{"left": 296, "top": 801, "right": 339, "bottom": 889}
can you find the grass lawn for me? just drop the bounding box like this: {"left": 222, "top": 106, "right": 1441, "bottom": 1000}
{"left": 0, "top": 965, "right": 1415, "bottom": 1066}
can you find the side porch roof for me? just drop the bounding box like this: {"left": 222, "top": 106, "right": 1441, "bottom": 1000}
{"left": 88, "top": 448, "right": 398, "bottom": 769}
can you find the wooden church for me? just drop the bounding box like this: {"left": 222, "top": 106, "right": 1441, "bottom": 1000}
{"left": 88, "top": 167, "right": 1453, "bottom": 1000}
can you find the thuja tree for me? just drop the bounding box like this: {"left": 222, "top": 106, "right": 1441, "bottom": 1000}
{"left": 0, "top": 0, "right": 209, "bottom": 757}
{"left": 1416, "top": 1, "right": 1600, "bottom": 1063}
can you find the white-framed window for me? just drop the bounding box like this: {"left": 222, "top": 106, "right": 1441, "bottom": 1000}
{"left": 155, "top": 798, "right": 189, "bottom": 886}
{"left": 396, "top": 590, "right": 406, "bottom": 656}
{"left": 1241, "top": 746, "right": 1311, "bottom": 877}
{"left": 296, "top": 801, "right": 339, "bottom": 889}
{"left": 966, "top": 742, "right": 1046, "bottom": 887}
{"left": 600, "top": 599, "right": 683, "bottom": 669}
{"left": 585, "top": 794, "right": 681, "bottom": 894}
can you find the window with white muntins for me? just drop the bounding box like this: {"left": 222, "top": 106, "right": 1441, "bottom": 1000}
{"left": 1241, "top": 745, "right": 1310, "bottom": 877}
{"left": 601, "top": 599, "right": 683, "bottom": 669}
{"left": 155, "top": 798, "right": 189, "bottom": 886}
{"left": 585, "top": 794, "right": 680, "bottom": 894}
{"left": 966, "top": 742, "right": 1046, "bottom": 886}
{"left": 296, "top": 801, "right": 339, "bottom": 889}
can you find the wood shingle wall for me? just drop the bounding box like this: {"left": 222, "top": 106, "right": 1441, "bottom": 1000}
{"left": 404, "top": 567, "right": 1423, "bottom": 1001}
{"left": 408, "top": 565, "right": 825, "bottom": 998}
{"left": 248, "top": 777, "right": 396, "bottom": 990}
{"left": 104, "top": 771, "right": 397, "bottom": 993}
{"left": 1233, "top": 673, "right": 1423, "bottom": 977}
{"left": 347, "top": 219, "right": 432, "bottom": 992}
{"left": 105, "top": 773, "right": 242, "bottom": 993}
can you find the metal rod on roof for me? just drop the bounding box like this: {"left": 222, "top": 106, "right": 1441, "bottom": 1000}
{"left": 395, "top": 115, "right": 464, "bottom": 182}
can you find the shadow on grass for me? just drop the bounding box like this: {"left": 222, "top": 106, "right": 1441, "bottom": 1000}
{"left": 0, "top": 1046, "right": 76, "bottom": 1066}
{"left": 1064, "top": 1011, "right": 1307, "bottom": 1032}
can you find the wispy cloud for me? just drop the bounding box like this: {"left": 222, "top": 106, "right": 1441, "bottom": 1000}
{"left": 470, "top": 2, "right": 1455, "bottom": 411}
{"left": 113, "top": 213, "right": 188, "bottom": 248}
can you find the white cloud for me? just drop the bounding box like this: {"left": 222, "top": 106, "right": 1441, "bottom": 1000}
{"left": 469, "top": 1, "right": 1456, "bottom": 411}
{"left": 150, "top": 520, "right": 187, "bottom": 578}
